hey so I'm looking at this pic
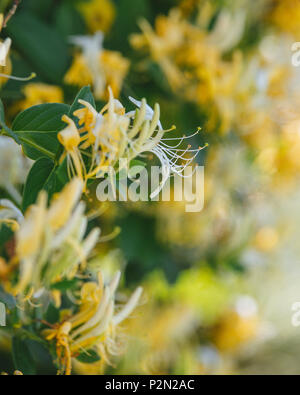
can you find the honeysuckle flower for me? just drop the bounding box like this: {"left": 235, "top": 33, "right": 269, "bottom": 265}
{"left": 0, "top": 136, "right": 31, "bottom": 204}
{"left": 11, "top": 83, "right": 64, "bottom": 113}
{"left": 130, "top": 7, "right": 250, "bottom": 134}
{"left": 14, "top": 178, "right": 101, "bottom": 296}
{"left": 65, "top": 32, "right": 129, "bottom": 99}
{"left": 58, "top": 115, "right": 85, "bottom": 183}
{"left": 207, "top": 9, "right": 246, "bottom": 52}
{"left": 59, "top": 88, "right": 203, "bottom": 196}
{"left": 64, "top": 53, "right": 93, "bottom": 87}
{"left": 0, "top": 36, "right": 35, "bottom": 83}
{"left": 0, "top": 199, "right": 23, "bottom": 230}
{"left": 126, "top": 96, "right": 203, "bottom": 198}
{"left": 43, "top": 271, "right": 142, "bottom": 375}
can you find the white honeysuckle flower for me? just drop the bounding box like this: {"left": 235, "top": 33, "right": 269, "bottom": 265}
{"left": 127, "top": 96, "right": 203, "bottom": 197}
{"left": 0, "top": 199, "right": 24, "bottom": 230}
{"left": 69, "top": 32, "right": 106, "bottom": 98}
{"left": 60, "top": 89, "right": 205, "bottom": 197}
{"left": 113, "top": 286, "right": 143, "bottom": 325}
{"left": 0, "top": 136, "right": 32, "bottom": 204}
{"left": 128, "top": 96, "right": 163, "bottom": 130}
{"left": 0, "top": 37, "right": 11, "bottom": 67}
{"left": 14, "top": 178, "right": 101, "bottom": 296}
{"left": 69, "top": 271, "right": 142, "bottom": 350}
{"left": 69, "top": 31, "right": 104, "bottom": 60}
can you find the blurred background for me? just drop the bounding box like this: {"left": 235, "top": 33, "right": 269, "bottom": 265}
{"left": 2, "top": 0, "right": 300, "bottom": 374}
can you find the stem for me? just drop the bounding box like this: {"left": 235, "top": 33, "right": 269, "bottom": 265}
{"left": 2, "top": 0, "right": 21, "bottom": 29}
{"left": 1, "top": 128, "right": 55, "bottom": 160}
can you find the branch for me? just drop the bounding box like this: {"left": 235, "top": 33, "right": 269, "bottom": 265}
{"left": 2, "top": 0, "right": 21, "bottom": 29}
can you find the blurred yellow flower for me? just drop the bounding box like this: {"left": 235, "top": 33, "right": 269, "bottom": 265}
{"left": 0, "top": 37, "right": 11, "bottom": 86}
{"left": 64, "top": 53, "right": 93, "bottom": 88}
{"left": 12, "top": 83, "right": 64, "bottom": 112}
{"left": 65, "top": 32, "right": 129, "bottom": 100}
{"left": 78, "top": 0, "right": 115, "bottom": 33}
{"left": 214, "top": 311, "right": 258, "bottom": 352}
{"left": 270, "top": 0, "right": 300, "bottom": 38}
{"left": 0, "top": 37, "right": 11, "bottom": 67}
{"left": 253, "top": 227, "right": 279, "bottom": 252}
{"left": 100, "top": 50, "right": 130, "bottom": 100}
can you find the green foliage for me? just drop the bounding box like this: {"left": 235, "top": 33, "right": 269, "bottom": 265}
{"left": 22, "top": 158, "right": 55, "bottom": 211}
{"left": 76, "top": 350, "right": 101, "bottom": 364}
{"left": 12, "top": 336, "right": 36, "bottom": 375}
{"left": 6, "top": 12, "right": 70, "bottom": 83}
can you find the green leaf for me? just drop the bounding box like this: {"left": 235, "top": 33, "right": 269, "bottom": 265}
{"left": 16, "top": 329, "right": 47, "bottom": 346}
{"left": 12, "top": 103, "right": 70, "bottom": 160}
{"left": 76, "top": 349, "right": 101, "bottom": 364}
{"left": 6, "top": 12, "right": 70, "bottom": 83}
{"left": 12, "top": 336, "right": 37, "bottom": 375}
{"left": 22, "top": 158, "right": 55, "bottom": 211}
{"left": 0, "top": 99, "right": 21, "bottom": 144}
{"left": 0, "top": 286, "right": 16, "bottom": 310}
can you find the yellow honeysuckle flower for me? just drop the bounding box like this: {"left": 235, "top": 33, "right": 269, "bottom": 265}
{"left": 0, "top": 37, "right": 11, "bottom": 67}
{"left": 17, "top": 192, "right": 47, "bottom": 260}
{"left": 58, "top": 115, "right": 85, "bottom": 184}
{"left": 14, "top": 178, "right": 100, "bottom": 296}
{"left": 64, "top": 53, "right": 93, "bottom": 87}
{"left": 12, "top": 83, "right": 64, "bottom": 113}
{"left": 0, "top": 37, "right": 11, "bottom": 87}
{"left": 0, "top": 36, "right": 35, "bottom": 84}
{"left": 58, "top": 115, "right": 81, "bottom": 152}
{"left": 270, "top": 0, "right": 300, "bottom": 38}
{"left": 47, "top": 177, "right": 83, "bottom": 230}
{"left": 130, "top": 7, "right": 249, "bottom": 134}
{"left": 59, "top": 87, "right": 203, "bottom": 196}
{"left": 65, "top": 32, "right": 129, "bottom": 100}
{"left": 78, "top": 0, "right": 115, "bottom": 33}
{"left": 43, "top": 271, "right": 142, "bottom": 375}
{"left": 99, "top": 50, "right": 130, "bottom": 100}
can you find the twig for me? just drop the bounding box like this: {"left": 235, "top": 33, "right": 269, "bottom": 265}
{"left": 2, "top": 0, "right": 21, "bottom": 29}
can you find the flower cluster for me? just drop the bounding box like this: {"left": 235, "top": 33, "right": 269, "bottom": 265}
{"left": 13, "top": 178, "right": 100, "bottom": 296}
{"left": 43, "top": 271, "right": 142, "bottom": 375}
{"left": 58, "top": 87, "right": 203, "bottom": 196}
